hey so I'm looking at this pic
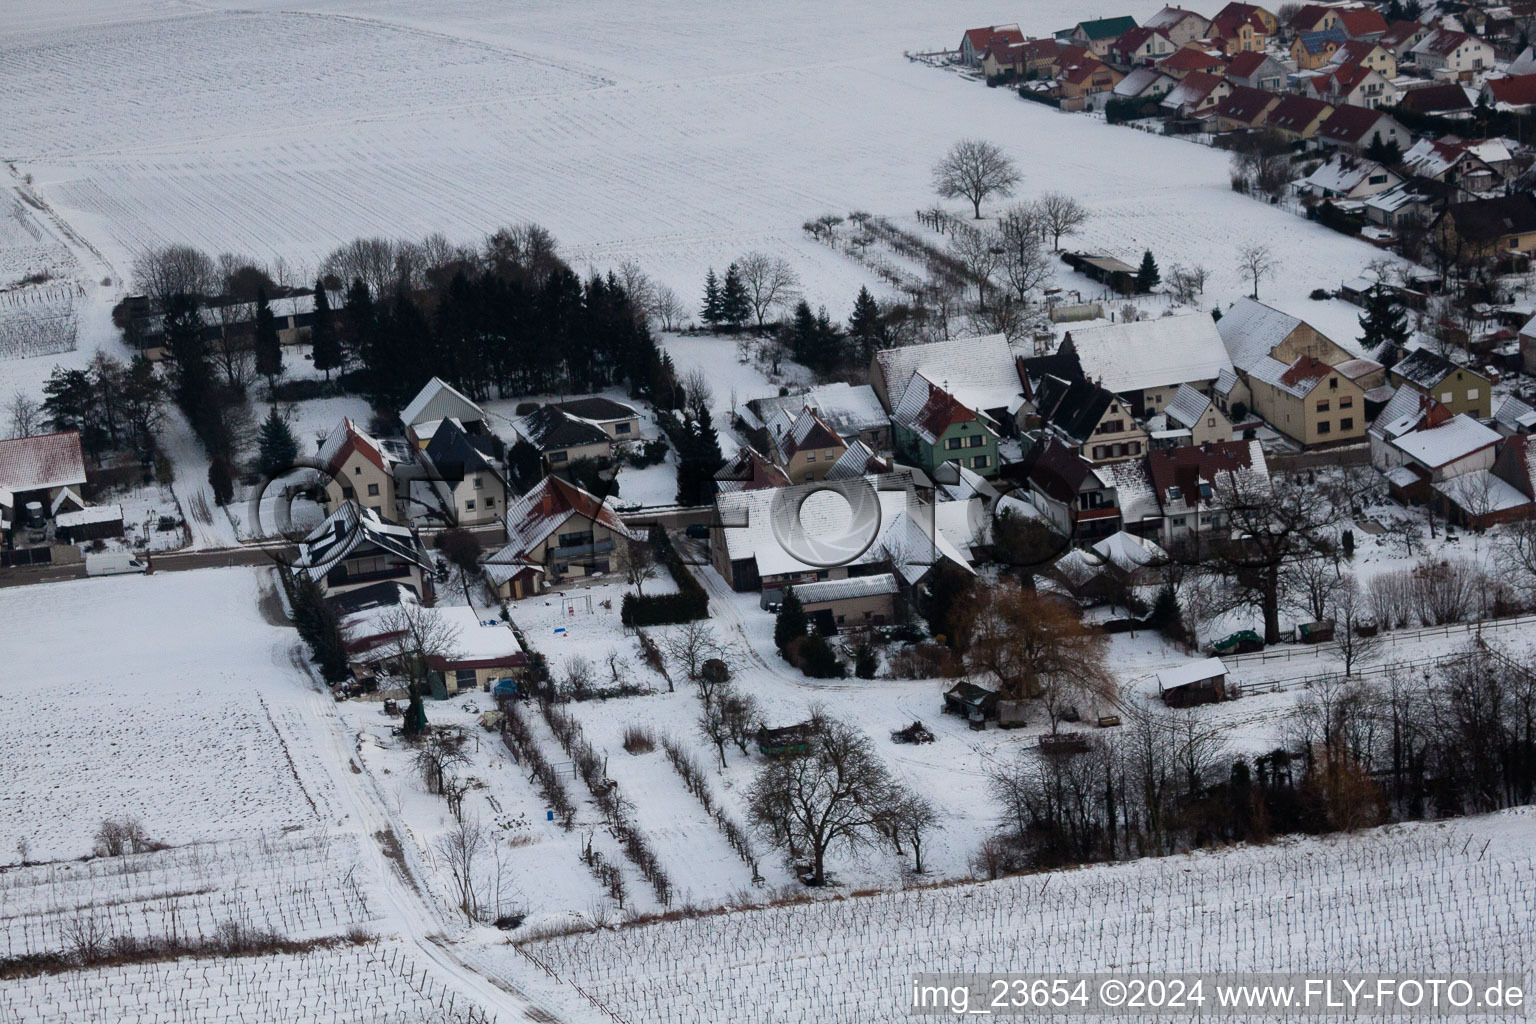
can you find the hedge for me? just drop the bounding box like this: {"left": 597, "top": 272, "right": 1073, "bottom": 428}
{"left": 620, "top": 524, "right": 710, "bottom": 626}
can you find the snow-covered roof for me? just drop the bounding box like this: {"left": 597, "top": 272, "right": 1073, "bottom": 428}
{"left": 825, "top": 440, "right": 886, "bottom": 481}
{"left": 1433, "top": 470, "right": 1531, "bottom": 513}
{"left": 1384, "top": 464, "right": 1422, "bottom": 487}
{"left": 1163, "top": 383, "right": 1212, "bottom": 429}
{"left": 1091, "top": 530, "right": 1167, "bottom": 572}
{"left": 0, "top": 431, "right": 86, "bottom": 493}
{"left": 318, "top": 417, "right": 398, "bottom": 475}
{"left": 496, "top": 474, "right": 635, "bottom": 561}
{"left": 785, "top": 573, "right": 899, "bottom": 604}
{"left": 1064, "top": 314, "right": 1233, "bottom": 396}
{"left": 1052, "top": 547, "right": 1107, "bottom": 587}
{"left": 1114, "top": 67, "right": 1174, "bottom": 98}
{"left": 892, "top": 373, "right": 992, "bottom": 445}
{"left": 1299, "top": 155, "right": 1394, "bottom": 196}
{"left": 54, "top": 503, "right": 123, "bottom": 529}
{"left": 1493, "top": 394, "right": 1536, "bottom": 434}
{"left": 1215, "top": 297, "right": 1306, "bottom": 370}
{"left": 742, "top": 383, "right": 888, "bottom": 440}
{"left": 1390, "top": 414, "right": 1500, "bottom": 468}
{"left": 1370, "top": 383, "right": 1438, "bottom": 439}
{"left": 428, "top": 605, "right": 528, "bottom": 664}
{"left": 401, "top": 377, "right": 485, "bottom": 428}
{"left": 295, "top": 502, "right": 434, "bottom": 582}
{"left": 1245, "top": 354, "right": 1333, "bottom": 399}
{"left": 873, "top": 334, "right": 1021, "bottom": 414}
{"left": 1098, "top": 457, "right": 1160, "bottom": 524}
{"left": 1158, "top": 657, "right": 1227, "bottom": 689}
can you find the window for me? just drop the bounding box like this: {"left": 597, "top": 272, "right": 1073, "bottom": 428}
{"left": 558, "top": 530, "right": 593, "bottom": 548}
{"left": 1466, "top": 389, "right": 1479, "bottom": 401}
{"left": 1441, "top": 392, "right": 1453, "bottom": 403}
{"left": 485, "top": 496, "right": 495, "bottom": 508}
{"left": 367, "top": 483, "right": 380, "bottom": 497}
{"left": 971, "top": 455, "right": 990, "bottom": 469}
{"left": 342, "top": 485, "right": 355, "bottom": 500}
{"left": 465, "top": 500, "right": 476, "bottom": 511}
{"left": 945, "top": 437, "right": 962, "bottom": 450}
{"left": 1340, "top": 418, "right": 1353, "bottom": 431}
{"left": 825, "top": 450, "right": 838, "bottom": 459}
{"left": 455, "top": 669, "right": 477, "bottom": 691}
{"left": 1167, "top": 485, "right": 1182, "bottom": 501}
{"left": 1172, "top": 515, "right": 1187, "bottom": 526}
{"left": 473, "top": 476, "right": 483, "bottom": 490}
{"left": 354, "top": 466, "right": 362, "bottom": 475}
{"left": 1510, "top": 238, "right": 1521, "bottom": 250}
{"left": 1340, "top": 395, "right": 1353, "bottom": 409}
{"left": 1369, "top": 174, "right": 1387, "bottom": 184}
{"left": 1329, "top": 377, "right": 1338, "bottom": 390}
{"left": 550, "top": 450, "right": 568, "bottom": 463}
{"left": 1092, "top": 445, "right": 1107, "bottom": 459}
{"left": 805, "top": 452, "right": 816, "bottom": 462}
{"left": 615, "top": 422, "right": 632, "bottom": 434}
{"left": 1316, "top": 400, "right": 1330, "bottom": 413}
{"left": 1129, "top": 442, "right": 1141, "bottom": 455}
{"left": 1318, "top": 420, "right": 1332, "bottom": 435}
{"left": 1207, "top": 417, "right": 1216, "bottom": 428}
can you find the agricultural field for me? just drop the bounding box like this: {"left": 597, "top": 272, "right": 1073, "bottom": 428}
{"left": 518, "top": 811, "right": 1536, "bottom": 1024}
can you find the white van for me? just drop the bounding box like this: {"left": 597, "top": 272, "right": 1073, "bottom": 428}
{"left": 85, "top": 552, "right": 147, "bottom": 577}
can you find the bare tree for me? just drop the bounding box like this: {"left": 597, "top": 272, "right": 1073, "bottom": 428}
{"left": 747, "top": 712, "right": 898, "bottom": 885}
{"left": 377, "top": 604, "right": 463, "bottom": 693}
{"left": 6, "top": 392, "right": 41, "bottom": 439}
{"left": 613, "top": 538, "right": 657, "bottom": 595}
{"left": 948, "top": 225, "right": 1004, "bottom": 308}
{"left": 435, "top": 818, "right": 489, "bottom": 920}
{"left": 1167, "top": 264, "right": 1209, "bottom": 305}
{"left": 719, "top": 684, "right": 760, "bottom": 755}
{"left": 698, "top": 698, "right": 731, "bottom": 767}
{"left": 737, "top": 252, "right": 801, "bottom": 328}
{"left": 1036, "top": 192, "right": 1090, "bottom": 251}
{"left": 1331, "top": 574, "right": 1383, "bottom": 676}
{"left": 933, "top": 139, "right": 1022, "bottom": 219}
{"left": 321, "top": 238, "right": 398, "bottom": 298}
{"left": 1285, "top": 552, "right": 1345, "bottom": 624}
{"left": 1237, "top": 243, "right": 1276, "bottom": 300}
{"left": 616, "top": 259, "right": 656, "bottom": 320}
{"left": 415, "top": 726, "right": 470, "bottom": 795}
{"left": 680, "top": 369, "right": 713, "bottom": 420}
{"left": 665, "top": 620, "right": 720, "bottom": 681}
{"left": 882, "top": 788, "right": 941, "bottom": 873}
{"left": 132, "top": 245, "right": 217, "bottom": 306}
{"left": 996, "top": 203, "right": 1053, "bottom": 301}
{"left": 652, "top": 284, "right": 686, "bottom": 331}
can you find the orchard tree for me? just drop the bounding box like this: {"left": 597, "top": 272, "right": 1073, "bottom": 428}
{"left": 1237, "top": 243, "right": 1276, "bottom": 300}
{"left": 737, "top": 252, "right": 801, "bottom": 328}
{"left": 933, "top": 139, "right": 1022, "bottom": 219}
{"left": 1036, "top": 192, "right": 1090, "bottom": 251}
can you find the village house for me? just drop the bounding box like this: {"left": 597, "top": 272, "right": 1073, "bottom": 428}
{"left": 1329, "top": 38, "right": 1399, "bottom": 78}
{"left": 771, "top": 407, "right": 849, "bottom": 484}
{"left": 345, "top": 598, "right": 529, "bottom": 696}
{"left": 1295, "top": 154, "right": 1402, "bottom": 200}
{"left": 1213, "top": 84, "right": 1282, "bottom": 129}
{"left": 483, "top": 474, "right": 636, "bottom": 599}
{"left": 0, "top": 430, "right": 87, "bottom": 536}
{"left": 1160, "top": 70, "right": 1232, "bottom": 115}
{"left": 400, "top": 377, "right": 487, "bottom": 449}
{"left": 1334, "top": 6, "right": 1389, "bottom": 41}
{"left": 1378, "top": 19, "right": 1430, "bottom": 60}
{"left": 318, "top": 417, "right": 404, "bottom": 519}
{"left": 1315, "top": 105, "right": 1412, "bottom": 150}
{"left": 1159, "top": 383, "right": 1235, "bottom": 446}
{"left": 1292, "top": 28, "right": 1348, "bottom": 70}
{"left": 891, "top": 374, "right": 1000, "bottom": 478}
{"left": 869, "top": 333, "right": 1023, "bottom": 427}
{"left": 551, "top": 397, "right": 641, "bottom": 442}
{"left": 742, "top": 382, "right": 891, "bottom": 454}
{"left": 769, "top": 574, "right": 899, "bottom": 633}
{"left": 1396, "top": 82, "right": 1477, "bottom": 117}
{"left": 1143, "top": 6, "right": 1213, "bottom": 46}
{"left": 417, "top": 417, "right": 507, "bottom": 526}
{"left": 1068, "top": 16, "right": 1140, "bottom": 57}
{"left": 1113, "top": 67, "right": 1179, "bottom": 102}
{"left": 293, "top": 502, "right": 435, "bottom": 600}
{"left": 1430, "top": 193, "right": 1536, "bottom": 270}
{"left": 1208, "top": 1, "right": 1276, "bottom": 52}
{"left": 1289, "top": 4, "right": 1342, "bottom": 35}
{"left": 1156, "top": 46, "right": 1230, "bottom": 79}
{"left": 1401, "top": 137, "right": 1505, "bottom": 193}
{"left": 1493, "top": 394, "right": 1536, "bottom": 436}
{"left": 959, "top": 23, "right": 1024, "bottom": 66}
{"left": 1146, "top": 439, "right": 1269, "bottom": 546}
{"left": 1012, "top": 437, "right": 1130, "bottom": 542}
{"left": 1032, "top": 374, "right": 1150, "bottom": 463}
{"left": 1058, "top": 58, "right": 1125, "bottom": 105}
{"left": 1382, "top": 413, "right": 1502, "bottom": 505}
{"left": 1058, "top": 313, "right": 1235, "bottom": 417}
{"left": 1308, "top": 63, "right": 1402, "bottom": 110}
{"left": 1224, "top": 49, "right": 1288, "bottom": 90}
{"left": 825, "top": 440, "right": 895, "bottom": 482}
{"left": 512, "top": 404, "right": 613, "bottom": 467}
{"left": 1387, "top": 348, "right": 1493, "bottom": 419}
{"left": 1411, "top": 29, "right": 1495, "bottom": 77}
{"left": 1519, "top": 315, "right": 1536, "bottom": 374}
{"left": 1483, "top": 73, "right": 1536, "bottom": 112}
{"left": 1265, "top": 94, "right": 1335, "bottom": 139}
{"left": 714, "top": 445, "right": 791, "bottom": 492}
{"left": 1246, "top": 354, "right": 1370, "bottom": 447}
{"left": 1111, "top": 26, "right": 1179, "bottom": 67}
{"left": 710, "top": 473, "right": 972, "bottom": 592}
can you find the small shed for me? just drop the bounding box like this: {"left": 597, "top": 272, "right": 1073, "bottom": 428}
{"left": 54, "top": 504, "right": 124, "bottom": 543}
{"left": 1157, "top": 657, "right": 1229, "bottom": 707}
{"left": 757, "top": 722, "right": 813, "bottom": 757}
{"left": 1296, "top": 619, "right": 1335, "bottom": 643}
{"left": 1061, "top": 252, "right": 1139, "bottom": 295}
{"left": 943, "top": 681, "right": 1000, "bottom": 720}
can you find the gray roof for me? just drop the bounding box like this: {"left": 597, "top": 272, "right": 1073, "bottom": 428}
{"left": 786, "top": 573, "right": 900, "bottom": 604}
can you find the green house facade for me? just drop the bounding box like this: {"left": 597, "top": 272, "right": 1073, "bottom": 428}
{"left": 891, "top": 373, "right": 1000, "bottom": 478}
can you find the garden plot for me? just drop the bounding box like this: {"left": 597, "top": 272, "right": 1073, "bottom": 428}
{"left": 522, "top": 810, "right": 1536, "bottom": 1024}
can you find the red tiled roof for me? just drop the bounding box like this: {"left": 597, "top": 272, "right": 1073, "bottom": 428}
{"left": 0, "top": 430, "right": 86, "bottom": 494}
{"left": 1380, "top": 19, "right": 1425, "bottom": 47}
{"left": 1488, "top": 73, "right": 1536, "bottom": 107}
{"left": 1336, "top": 7, "right": 1388, "bottom": 37}
{"left": 1115, "top": 26, "right": 1172, "bottom": 53}
{"left": 1146, "top": 440, "right": 1260, "bottom": 502}
{"left": 1215, "top": 83, "right": 1280, "bottom": 122}
{"left": 1279, "top": 354, "right": 1332, "bottom": 387}
{"left": 1225, "top": 49, "right": 1270, "bottom": 76}
{"left": 1267, "top": 94, "right": 1332, "bottom": 130}
{"left": 1317, "top": 104, "right": 1391, "bottom": 144}
{"left": 1291, "top": 4, "right": 1337, "bottom": 33}
{"left": 1417, "top": 28, "right": 1473, "bottom": 57}
{"left": 918, "top": 388, "right": 978, "bottom": 439}
{"left": 1158, "top": 46, "right": 1229, "bottom": 72}
{"left": 1333, "top": 39, "right": 1384, "bottom": 64}
{"left": 964, "top": 24, "right": 1025, "bottom": 52}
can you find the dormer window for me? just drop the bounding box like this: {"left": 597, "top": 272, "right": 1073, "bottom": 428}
{"left": 1167, "top": 485, "right": 1182, "bottom": 501}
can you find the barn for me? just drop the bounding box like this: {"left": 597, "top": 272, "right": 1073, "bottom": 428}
{"left": 1157, "top": 657, "right": 1229, "bottom": 707}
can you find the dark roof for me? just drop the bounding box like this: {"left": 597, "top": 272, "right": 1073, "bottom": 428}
{"left": 1296, "top": 27, "right": 1347, "bottom": 55}
{"left": 1035, "top": 374, "right": 1120, "bottom": 445}
{"left": 1019, "top": 435, "right": 1097, "bottom": 502}
{"left": 1267, "top": 94, "right": 1332, "bottom": 131}
{"left": 1146, "top": 440, "right": 1260, "bottom": 501}
{"left": 1018, "top": 349, "right": 1086, "bottom": 397}
{"left": 1316, "top": 104, "right": 1393, "bottom": 145}
{"left": 1390, "top": 347, "right": 1460, "bottom": 388}
{"left": 1442, "top": 193, "right": 1536, "bottom": 243}
{"left": 1225, "top": 49, "right": 1277, "bottom": 77}
{"left": 424, "top": 416, "right": 500, "bottom": 481}
{"left": 1075, "top": 16, "right": 1138, "bottom": 40}
{"left": 323, "top": 580, "right": 419, "bottom": 616}
{"left": 1215, "top": 84, "right": 1280, "bottom": 123}
{"left": 1487, "top": 73, "right": 1536, "bottom": 108}
{"left": 296, "top": 503, "right": 434, "bottom": 582}
{"left": 1397, "top": 82, "right": 1474, "bottom": 114}
{"left": 517, "top": 404, "right": 610, "bottom": 452}
{"left": 553, "top": 396, "right": 638, "bottom": 421}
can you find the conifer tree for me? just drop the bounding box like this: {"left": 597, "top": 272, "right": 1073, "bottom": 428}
{"left": 774, "top": 588, "right": 807, "bottom": 655}
{"left": 1136, "top": 249, "right": 1161, "bottom": 293}
{"left": 403, "top": 683, "right": 428, "bottom": 737}
{"left": 1359, "top": 284, "right": 1410, "bottom": 361}
{"left": 720, "top": 262, "right": 751, "bottom": 331}
{"left": 254, "top": 287, "right": 283, "bottom": 385}
{"left": 257, "top": 406, "right": 299, "bottom": 477}
{"left": 701, "top": 268, "right": 723, "bottom": 329}
{"left": 208, "top": 456, "right": 235, "bottom": 506}
{"left": 310, "top": 280, "right": 341, "bottom": 382}
{"left": 847, "top": 286, "right": 885, "bottom": 362}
